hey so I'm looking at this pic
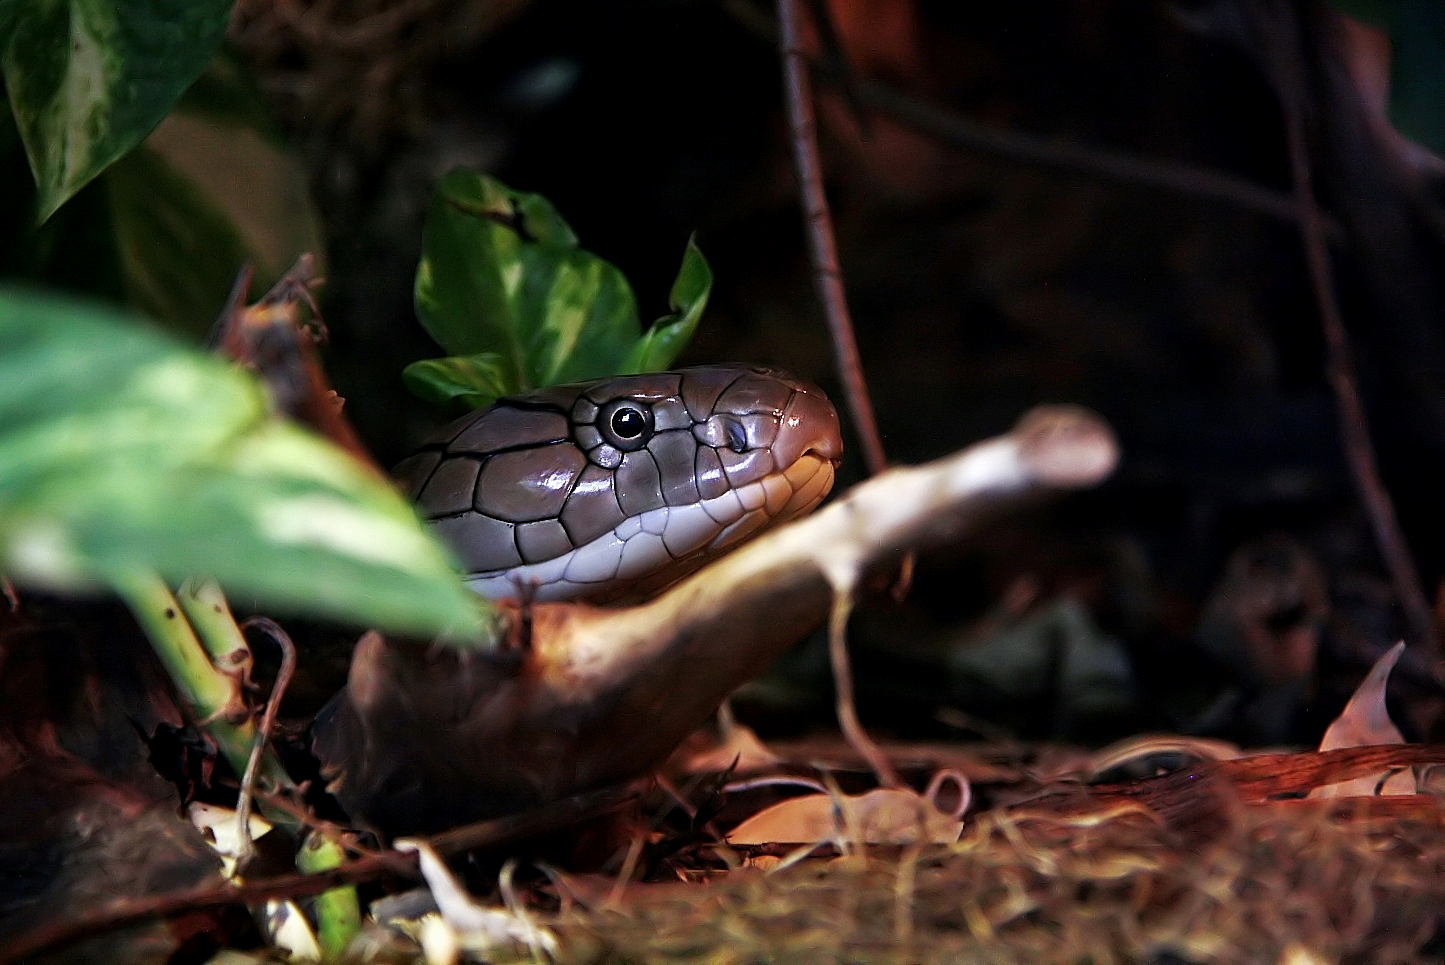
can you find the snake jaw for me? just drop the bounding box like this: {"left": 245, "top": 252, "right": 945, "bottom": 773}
{"left": 776, "top": 380, "right": 845, "bottom": 470}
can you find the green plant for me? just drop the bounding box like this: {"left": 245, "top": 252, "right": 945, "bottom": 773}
{"left": 0, "top": 4, "right": 322, "bottom": 334}
{"left": 406, "top": 167, "right": 712, "bottom": 410}
{"left": 0, "top": 4, "right": 469, "bottom": 952}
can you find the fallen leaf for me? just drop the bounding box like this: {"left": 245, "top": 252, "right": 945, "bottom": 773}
{"left": 1312, "top": 642, "right": 1416, "bottom": 797}
{"left": 727, "top": 785, "right": 965, "bottom": 846}
{"left": 679, "top": 720, "right": 780, "bottom": 773}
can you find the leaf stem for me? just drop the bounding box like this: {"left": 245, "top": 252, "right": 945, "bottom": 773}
{"left": 179, "top": 578, "right": 254, "bottom": 687}
{"left": 296, "top": 832, "right": 362, "bottom": 958}
{"left": 110, "top": 568, "right": 297, "bottom": 830}
{"left": 113, "top": 568, "right": 247, "bottom": 744}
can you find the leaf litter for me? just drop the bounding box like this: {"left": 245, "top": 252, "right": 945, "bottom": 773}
{"left": 319, "top": 735, "right": 1445, "bottom": 965}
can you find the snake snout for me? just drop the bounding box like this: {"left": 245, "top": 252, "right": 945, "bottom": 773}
{"left": 776, "top": 383, "right": 845, "bottom": 469}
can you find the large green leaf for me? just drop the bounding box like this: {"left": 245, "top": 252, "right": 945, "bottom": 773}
{"left": 411, "top": 169, "right": 711, "bottom": 409}
{"left": 1, "top": 53, "right": 326, "bottom": 336}
{"left": 1, "top": 0, "right": 233, "bottom": 221}
{"left": 0, "top": 288, "right": 488, "bottom": 642}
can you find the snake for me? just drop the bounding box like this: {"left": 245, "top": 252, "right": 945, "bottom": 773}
{"left": 394, "top": 365, "right": 844, "bottom": 603}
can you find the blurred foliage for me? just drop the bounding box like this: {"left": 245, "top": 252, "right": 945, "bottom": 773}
{"left": 406, "top": 167, "right": 712, "bottom": 410}
{"left": 0, "top": 0, "right": 233, "bottom": 221}
{"left": 0, "top": 288, "right": 486, "bottom": 641}
{"left": 1, "top": 40, "right": 323, "bottom": 336}
{"left": 0, "top": 4, "right": 480, "bottom": 641}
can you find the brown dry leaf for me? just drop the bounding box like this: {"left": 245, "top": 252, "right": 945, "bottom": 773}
{"left": 677, "top": 721, "right": 780, "bottom": 774}
{"left": 1312, "top": 641, "right": 1416, "bottom": 798}
{"left": 726, "top": 786, "right": 965, "bottom": 846}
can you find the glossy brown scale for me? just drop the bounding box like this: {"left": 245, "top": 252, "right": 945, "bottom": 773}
{"left": 394, "top": 364, "right": 844, "bottom": 603}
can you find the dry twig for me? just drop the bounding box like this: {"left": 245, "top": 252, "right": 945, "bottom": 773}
{"left": 777, "top": 0, "right": 887, "bottom": 478}
{"left": 847, "top": 77, "right": 1339, "bottom": 237}
{"left": 232, "top": 617, "right": 299, "bottom": 868}
{"left": 1260, "top": 3, "right": 1438, "bottom": 663}
{"left": 778, "top": 0, "right": 895, "bottom": 791}
{"left": 723, "top": 1, "right": 1335, "bottom": 235}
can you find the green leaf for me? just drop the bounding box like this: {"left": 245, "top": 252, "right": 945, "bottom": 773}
{"left": 624, "top": 235, "right": 713, "bottom": 373}
{"left": 0, "top": 287, "right": 488, "bottom": 642}
{"left": 403, "top": 353, "right": 515, "bottom": 410}
{"left": 1, "top": 0, "right": 234, "bottom": 221}
{"left": 1, "top": 52, "right": 326, "bottom": 337}
{"left": 411, "top": 169, "right": 709, "bottom": 405}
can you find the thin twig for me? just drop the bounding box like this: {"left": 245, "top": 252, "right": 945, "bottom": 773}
{"left": 849, "top": 78, "right": 1341, "bottom": 238}
{"left": 233, "top": 618, "right": 299, "bottom": 869}
{"left": 721, "top": 0, "right": 1337, "bottom": 236}
{"left": 827, "top": 589, "right": 901, "bottom": 788}
{"left": 0, "top": 853, "right": 411, "bottom": 965}
{"left": 777, "top": 0, "right": 888, "bottom": 477}
{"left": 1267, "top": 7, "right": 1438, "bottom": 664}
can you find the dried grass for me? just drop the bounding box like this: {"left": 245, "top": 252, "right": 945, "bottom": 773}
{"left": 540, "top": 797, "right": 1445, "bottom": 964}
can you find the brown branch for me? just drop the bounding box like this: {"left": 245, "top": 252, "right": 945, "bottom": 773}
{"left": 0, "top": 785, "right": 635, "bottom": 965}
{"left": 1265, "top": 8, "right": 1439, "bottom": 665}
{"left": 777, "top": 0, "right": 888, "bottom": 477}
{"left": 720, "top": 0, "right": 1337, "bottom": 237}
{"left": 847, "top": 78, "right": 1341, "bottom": 238}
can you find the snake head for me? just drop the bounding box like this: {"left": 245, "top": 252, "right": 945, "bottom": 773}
{"left": 397, "top": 365, "right": 844, "bottom": 603}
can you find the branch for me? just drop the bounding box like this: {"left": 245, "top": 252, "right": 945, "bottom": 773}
{"left": 313, "top": 406, "right": 1119, "bottom": 835}
{"left": 777, "top": 0, "right": 889, "bottom": 477}
{"left": 847, "top": 77, "right": 1341, "bottom": 237}
{"left": 1263, "top": 4, "right": 1439, "bottom": 663}
{"left": 720, "top": 0, "right": 1337, "bottom": 234}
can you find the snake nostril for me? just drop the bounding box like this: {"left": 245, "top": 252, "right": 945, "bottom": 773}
{"left": 724, "top": 418, "right": 748, "bottom": 453}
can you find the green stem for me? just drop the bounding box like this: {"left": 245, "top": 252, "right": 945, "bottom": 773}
{"left": 297, "top": 832, "right": 361, "bottom": 957}
{"left": 113, "top": 567, "right": 246, "bottom": 740}
{"left": 179, "top": 577, "right": 254, "bottom": 684}
{"left": 111, "top": 567, "right": 295, "bottom": 830}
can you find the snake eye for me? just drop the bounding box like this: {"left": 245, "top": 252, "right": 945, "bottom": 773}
{"left": 599, "top": 400, "right": 654, "bottom": 451}
{"left": 611, "top": 407, "right": 646, "bottom": 439}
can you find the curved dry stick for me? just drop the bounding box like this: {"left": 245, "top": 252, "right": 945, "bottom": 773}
{"left": 232, "top": 617, "right": 299, "bottom": 868}
{"left": 313, "top": 405, "right": 1120, "bottom": 835}
{"left": 721, "top": 1, "right": 1334, "bottom": 236}
{"left": 848, "top": 78, "right": 1338, "bottom": 237}
{"left": 826, "top": 589, "right": 899, "bottom": 788}
{"left": 778, "top": 0, "right": 895, "bottom": 784}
